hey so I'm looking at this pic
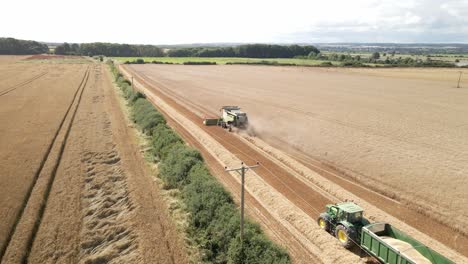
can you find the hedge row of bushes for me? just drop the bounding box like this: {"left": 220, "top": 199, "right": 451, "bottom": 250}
{"left": 109, "top": 62, "right": 290, "bottom": 264}
{"left": 226, "top": 61, "right": 296, "bottom": 66}
{"left": 124, "top": 59, "right": 216, "bottom": 65}
{"left": 183, "top": 61, "right": 217, "bottom": 65}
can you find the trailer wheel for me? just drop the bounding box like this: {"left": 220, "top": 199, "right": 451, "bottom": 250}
{"left": 335, "top": 225, "right": 355, "bottom": 249}
{"left": 317, "top": 216, "right": 330, "bottom": 232}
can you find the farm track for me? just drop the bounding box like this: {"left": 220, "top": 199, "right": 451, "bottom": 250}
{"left": 123, "top": 65, "right": 467, "bottom": 261}
{"left": 134, "top": 67, "right": 468, "bottom": 256}
{"left": 0, "top": 66, "right": 90, "bottom": 263}
{"left": 0, "top": 71, "right": 48, "bottom": 97}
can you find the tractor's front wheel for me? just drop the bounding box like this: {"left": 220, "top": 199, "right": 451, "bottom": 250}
{"left": 335, "top": 225, "right": 355, "bottom": 249}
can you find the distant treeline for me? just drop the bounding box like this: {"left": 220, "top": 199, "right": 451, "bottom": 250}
{"left": 0, "top": 38, "right": 49, "bottom": 55}
{"left": 308, "top": 52, "right": 456, "bottom": 67}
{"left": 55, "top": 42, "right": 164, "bottom": 57}
{"left": 167, "top": 44, "right": 320, "bottom": 58}
{"left": 317, "top": 43, "right": 468, "bottom": 55}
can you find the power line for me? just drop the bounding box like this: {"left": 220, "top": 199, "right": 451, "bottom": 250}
{"left": 225, "top": 161, "right": 260, "bottom": 246}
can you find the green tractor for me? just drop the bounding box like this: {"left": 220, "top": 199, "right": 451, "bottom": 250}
{"left": 317, "top": 202, "right": 370, "bottom": 249}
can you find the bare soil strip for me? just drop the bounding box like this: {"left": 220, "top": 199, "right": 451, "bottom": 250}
{"left": 122, "top": 65, "right": 467, "bottom": 263}
{"left": 0, "top": 71, "right": 48, "bottom": 97}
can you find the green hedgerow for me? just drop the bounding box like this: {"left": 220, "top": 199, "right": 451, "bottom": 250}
{"left": 150, "top": 124, "right": 182, "bottom": 160}
{"left": 159, "top": 143, "right": 203, "bottom": 189}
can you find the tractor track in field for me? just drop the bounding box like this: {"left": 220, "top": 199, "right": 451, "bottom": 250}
{"left": 0, "top": 71, "right": 48, "bottom": 97}
{"left": 0, "top": 66, "right": 90, "bottom": 263}
{"left": 122, "top": 65, "right": 467, "bottom": 261}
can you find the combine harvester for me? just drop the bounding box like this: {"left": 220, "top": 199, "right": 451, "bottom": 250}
{"left": 318, "top": 202, "right": 454, "bottom": 264}
{"left": 203, "top": 106, "right": 248, "bottom": 131}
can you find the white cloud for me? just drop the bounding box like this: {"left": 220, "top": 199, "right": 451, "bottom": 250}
{"left": 1, "top": 0, "right": 467, "bottom": 43}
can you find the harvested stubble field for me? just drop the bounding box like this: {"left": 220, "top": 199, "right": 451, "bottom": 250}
{"left": 0, "top": 56, "right": 186, "bottom": 263}
{"left": 125, "top": 64, "right": 468, "bottom": 261}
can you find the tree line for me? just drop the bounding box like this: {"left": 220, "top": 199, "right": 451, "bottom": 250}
{"left": 167, "top": 44, "right": 320, "bottom": 58}
{"left": 55, "top": 42, "right": 164, "bottom": 57}
{"left": 308, "top": 52, "right": 456, "bottom": 67}
{"left": 0, "top": 38, "right": 49, "bottom": 55}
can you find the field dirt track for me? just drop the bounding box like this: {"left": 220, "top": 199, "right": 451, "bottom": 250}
{"left": 0, "top": 57, "right": 187, "bottom": 264}
{"left": 123, "top": 64, "right": 468, "bottom": 263}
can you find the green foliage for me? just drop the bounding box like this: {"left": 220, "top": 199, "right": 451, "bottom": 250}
{"left": 228, "top": 227, "right": 290, "bottom": 264}
{"left": 320, "top": 61, "right": 333, "bottom": 66}
{"left": 0, "top": 37, "right": 48, "bottom": 55}
{"left": 132, "top": 98, "right": 165, "bottom": 134}
{"left": 167, "top": 44, "right": 319, "bottom": 59}
{"left": 55, "top": 42, "right": 80, "bottom": 55}
{"left": 159, "top": 143, "right": 203, "bottom": 189}
{"left": 371, "top": 52, "right": 381, "bottom": 60}
{"left": 55, "top": 42, "right": 164, "bottom": 57}
{"left": 150, "top": 124, "right": 182, "bottom": 160}
{"left": 226, "top": 60, "right": 296, "bottom": 66}
{"left": 183, "top": 61, "right": 217, "bottom": 65}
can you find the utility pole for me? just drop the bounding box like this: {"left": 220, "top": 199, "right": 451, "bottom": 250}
{"left": 131, "top": 76, "right": 134, "bottom": 91}
{"left": 457, "top": 71, "right": 462, "bottom": 88}
{"left": 225, "top": 161, "right": 260, "bottom": 245}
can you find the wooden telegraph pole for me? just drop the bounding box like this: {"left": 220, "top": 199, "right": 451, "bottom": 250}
{"left": 131, "top": 76, "right": 134, "bottom": 91}
{"left": 225, "top": 161, "right": 260, "bottom": 245}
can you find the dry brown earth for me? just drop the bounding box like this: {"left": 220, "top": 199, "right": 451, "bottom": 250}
{"left": 0, "top": 56, "right": 187, "bottom": 263}
{"left": 125, "top": 64, "right": 468, "bottom": 261}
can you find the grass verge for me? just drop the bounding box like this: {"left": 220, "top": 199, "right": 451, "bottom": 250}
{"left": 109, "top": 61, "right": 290, "bottom": 264}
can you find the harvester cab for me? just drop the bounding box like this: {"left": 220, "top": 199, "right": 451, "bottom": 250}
{"left": 318, "top": 202, "right": 370, "bottom": 249}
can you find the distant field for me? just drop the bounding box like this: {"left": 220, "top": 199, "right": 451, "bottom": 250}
{"left": 112, "top": 56, "right": 341, "bottom": 66}
{"left": 112, "top": 54, "right": 468, "bottom": 67}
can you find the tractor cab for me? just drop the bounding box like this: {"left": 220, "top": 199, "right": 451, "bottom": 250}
{"left": 318, "top": 202, "right": 369, "bottom": 249}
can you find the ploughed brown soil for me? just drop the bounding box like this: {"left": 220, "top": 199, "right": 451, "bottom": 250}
{"left": 124, "top": 64, "right": 468, "bottom": 262}
{"left": 0, "top": 56, "right": 186, "bottom": 263}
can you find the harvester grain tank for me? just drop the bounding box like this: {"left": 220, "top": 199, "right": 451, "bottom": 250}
{"left": 318, "top": 202, "right": 454, "bottom": 264}
{"left": 203, "top": 106, "right": 248, "bottom": 131}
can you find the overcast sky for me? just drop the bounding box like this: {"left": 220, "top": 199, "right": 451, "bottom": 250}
{"left": 2, "top": 0, "right": 468, "bottom": 44}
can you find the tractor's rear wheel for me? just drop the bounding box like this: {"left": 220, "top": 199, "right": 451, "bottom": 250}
{"left": 335, "top": 225, "right": 355, "bottom": 249}
{"left": 317, "top": 216, "right": 330, "bottom": 232}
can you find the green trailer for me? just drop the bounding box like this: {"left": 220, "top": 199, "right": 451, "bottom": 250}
{"left": 361, "top": 223, "right": 454, "bottom": 264}
{"left": 203, "top": 118, "right": 222, "bottom": 126}
{"left": 318, "top": 202, "right": 454, "bottom": 264}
